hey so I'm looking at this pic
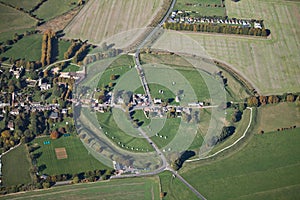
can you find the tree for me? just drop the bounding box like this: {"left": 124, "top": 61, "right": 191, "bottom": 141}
{"left": 42, "top": 182, "right": 50, "bottom": 189}
{"left": 50, "top": 130, "right": 59, "bottom": 139}
{"left": 1, "top": 130, "right": 11, "bottom": 139}
{"left": 72, "top": 176, "right": 79, "bottom": 184}
{"left": 247, "top": 96, "right": 258, "bottom": 107}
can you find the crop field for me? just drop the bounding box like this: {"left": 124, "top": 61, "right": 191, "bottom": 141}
{"left": 0, "top": 4, "right": 37, "bottom": 33}
{"left": 33, "top": 135, "right": 109, "bottom": 176}
{"left": 174, "top": 0, "right": 226, "bottom": 17}
{"left": 178, "top": 0, "right": 300, "bottom": 95}
{"left": 180, "top": 128, "right": 300, "bottom": 199}
{"left": 1, "top": 176, "right": 160, "bottom": 200}
{"left": 33, "top": 0, "right": 77, "bottom": 21}
{"left": 1, "top": 34, "right": 42, "bottom": 61}
{"left": 64, "top": 0, "right": 163, "bottom": 47}
{"left": 257, "top": 102, "right": 300, "bottom": 133}
{"left": 1, "top": 145, "right": 32, "bottom": 187}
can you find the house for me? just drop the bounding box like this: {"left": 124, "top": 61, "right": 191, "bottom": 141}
{"left": 10, "top": 108, "right": 19, "bottom": 116}
{"left": 7, "top": 121, "right": 14, "bottom": 131}
{"left": 254, "top": 22, "right": 262, "bottom": 29}
{"left": 153, "top": 98, "right": 162, "bottom": 104}
{"left": 49, "top": 112, "right": 59, "bottom": 119}
{"left": 40, "top": 83, "right": 51, "bottom": 91}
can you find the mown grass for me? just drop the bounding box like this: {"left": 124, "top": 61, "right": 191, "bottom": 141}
{"left": 1, "top": 144, "right": 32, "bottom": 187}
{"left": 180, "top": 128, "right": 300, "bottom": 200}
{"left": 1, "top": 176, "right": 160, "bottom": 200}
{"left": 33, "top": 0, "right": 77, "bottom": 21}
{"left": 33, "top": 134, "right": 109, "bottom": 176}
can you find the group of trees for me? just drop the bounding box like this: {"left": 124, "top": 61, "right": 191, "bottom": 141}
{"left": 163, "top": 22, "right": 270, "bottom": 37}
{"left": 72, "top": 43, "right": 90, "bottom": 64}
{"left": 40, "top": 30, "right": 56, "bottom": 67}
{"left": 247, "top": 93, "right": 300, "bottom": 107}
{"left": 63, "top": 40, "right": 82, "bottom": 59}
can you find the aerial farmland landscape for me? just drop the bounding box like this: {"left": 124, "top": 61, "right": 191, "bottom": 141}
{"left": 0, "top": 0, "right": 299, "bottom": 199}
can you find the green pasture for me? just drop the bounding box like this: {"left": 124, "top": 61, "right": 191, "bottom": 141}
{"left": 0, "top": 4, "right": 36, "bottom": 35}
{"left": 1, "top": 144, "right": 32, "bottom": 187}
{"left": 96, "top": 111, "right": 153, "bottom": 152}
{"left": 1, "top": 176, "right": 160, "bottom": 200}
{"left": 131, "top": 109, "right": 151, "bottom": 127}
{"left": 62, "top": 64, "right": 80, "bottom": 72}
{"left": 1, "top": 0, "right": 40, "bottom": 11}
{"left": 180, "top": 128, "right": 300, "bottom": 200}
{"left": 159, "top": 171, "right": 199, "bottom": 200}
{"left": 1, "top": 34, "right": 42, "bottom": 61}
{"left": 33, "top": 0, "right": 77, "bottom": 21}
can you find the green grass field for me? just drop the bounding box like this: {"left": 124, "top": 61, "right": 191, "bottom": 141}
{"left": 1, "top": 176, "right": 160, "bottom": 200}
{"left": 141, "top": 53, "right": 215, "bottom": 102}
{"left": 97, "top": 55, "right": 134, "bottom": 88}
{"left": 0, "top": 4, "right": 37, "bottom": 34}
{"left": 96, "top": 111, "right": 153, "bottom": 152}
{"left": 159, "top": 171, "right": 199, "bottom": 200}
{"left": 1, "top": 0, "right": 40, "bottom": 11}
{"left": 1, "top": 145, "right": 32, "bottom": 187}
{"left": 180, "top": 128, "right": 300, "bottom": 199}
{"left": 135, "top": 83, "right": 179, "bottom": 105}
{"left": 174, "top": 0, "right": 226, "bottom": 17}
{"left": 62, "top": 64, "right": 80, "bottom": 72}
{"left": 1, "top": 34, "right": 42, "bottom": 61}
{"left": 150, "top": 118, "right": 181, "bottom": 149}
{"left": 131, "top": 110, "right": 151, "bottom": 127}
{"left": 57, "top": 39, "right": 71, "bottom": 60}
{"left": 33, "top": 0, "right": 77, "bottom": 21}
{"left": 257, "top": 102, "right": 300, "bottom": 133}
{"left": 32, "top": 134, "right": 110, "bottom": 176}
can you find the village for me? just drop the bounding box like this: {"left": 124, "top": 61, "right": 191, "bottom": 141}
{"left": 168, "top": 10, "right": 263, "bottom": 29}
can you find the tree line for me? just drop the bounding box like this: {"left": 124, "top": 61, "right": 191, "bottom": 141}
{"left": 246, "top": 93, "right": 300, "bottom": 107}
{"left": 40, "top": 30, "right": 56, "bottom": 67}
{"left": 163, "top": 22, "right": 271, "bottom": 37}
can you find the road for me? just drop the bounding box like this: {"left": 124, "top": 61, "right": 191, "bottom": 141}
{"left": 115, "top": 0, "right": 208, "bottom": 199}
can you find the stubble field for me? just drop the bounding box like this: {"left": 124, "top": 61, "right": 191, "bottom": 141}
{"left": 166, "top": 0, "right": 300, "bottom": 95}
{"left": 64, "top": 0, "right": 163, "bottom": 47}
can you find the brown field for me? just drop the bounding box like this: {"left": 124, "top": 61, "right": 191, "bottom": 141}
{"left": 64, "top": 0, "right": 163, "bottom": 48}
{"left": 55, "top": 147, "right": 68, "bottom": 159}
{"left": 163, "top": 0, "right": 300, "bottom": 95}
{"left": 257, "top": 102, "right": 300, "bottom": 133}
